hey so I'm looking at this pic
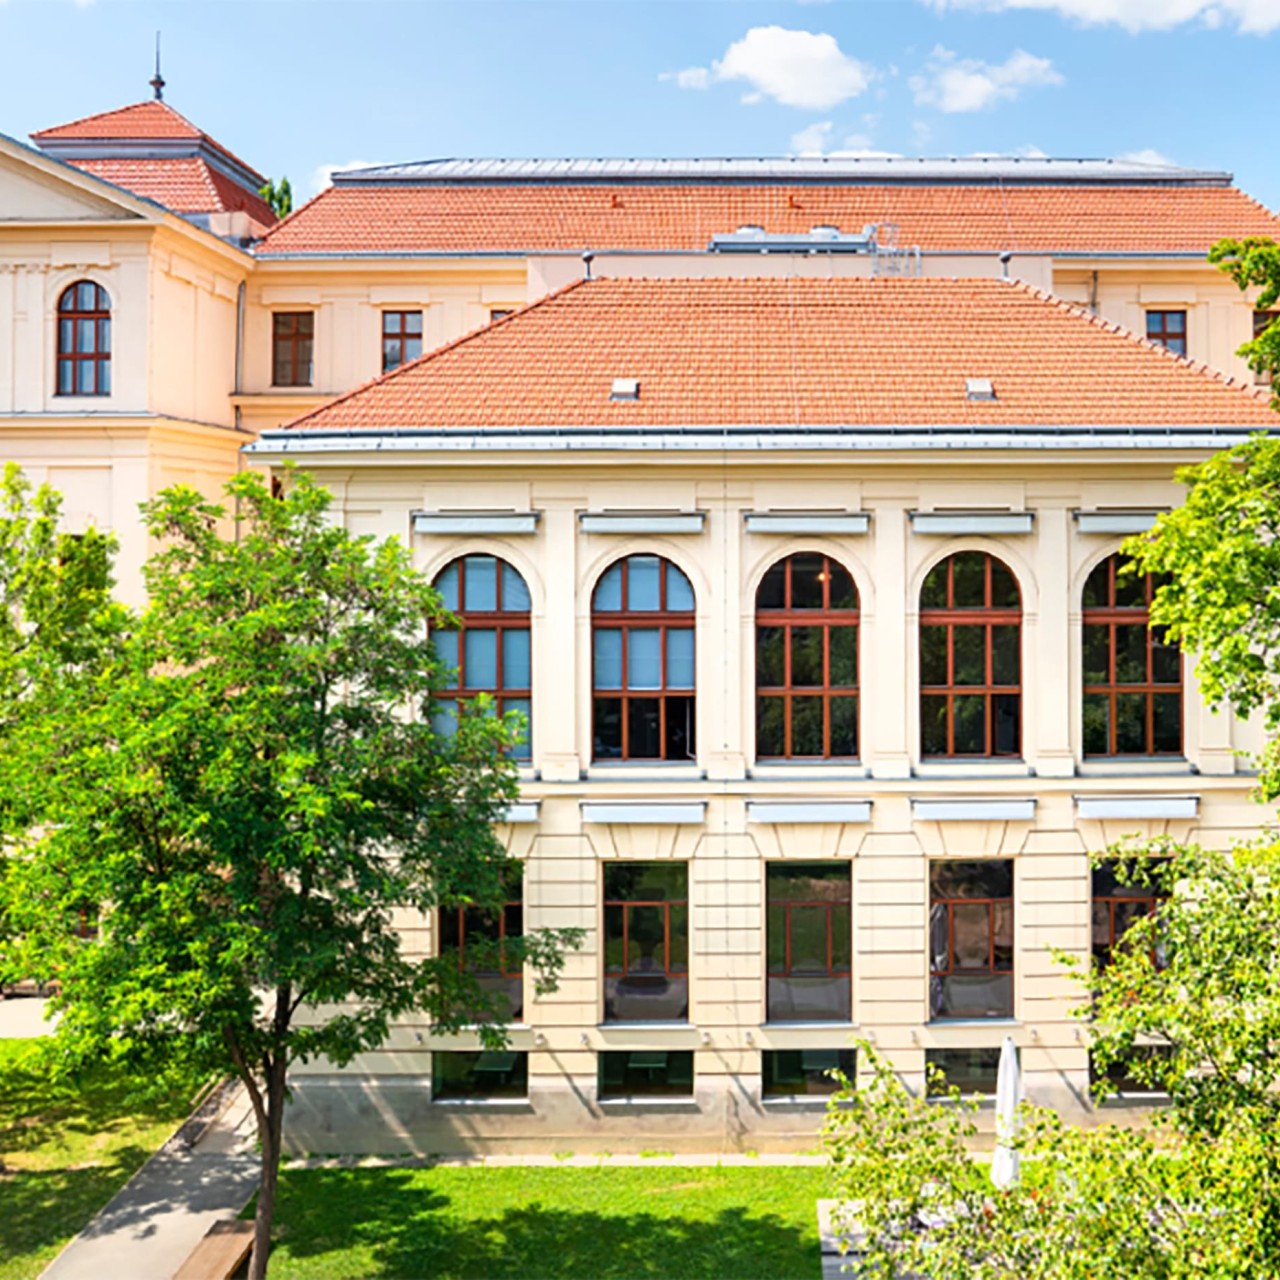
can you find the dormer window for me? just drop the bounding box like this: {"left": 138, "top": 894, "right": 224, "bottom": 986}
{"left": 56, "top": 281, "right": 111, "bottom": 397}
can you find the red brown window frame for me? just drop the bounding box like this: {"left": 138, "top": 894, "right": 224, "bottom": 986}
{"left": 1092, "top": 891, "right": 1165, "bottom": 970}
{"left": 919, "top": 553, "right": 1021, "bottom": 757}
{"left": 381, "top": 309, "right": 423, "bottom": 372}
{"left": 1145, "top": 309, "right": 1187, "bottom": 355}
{"left": 591, "top": 556, "right": 695, "bottom": 761}
{"left": 1082, "top": 554, "right": 1182, "bottom": 757}
{"left": 766, "top": 897, "right": 852, "bottom": 981}
{"left": 438, "top": 900, "right": 523, "bottom": 979}
{"left": 929, "top": 897, "right": 1014, "bottom": 983}
{"left": 756, "top": 553, "right": 859, "bottom": 759}
{"left": 272, "top": 311, "right": 314, "bottom": 387}
{"left": 56, "top": 280, "right": 111, "bottom": 397}
{"left": 603, "top": 899, "right": 689, "bottom": 980}
{"left": 433, "top": 554, "right": 532, "bottom": 723}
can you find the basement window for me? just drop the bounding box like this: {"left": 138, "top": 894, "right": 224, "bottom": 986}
{"left": 598, "top": 1050, "right": 694, "bottom": 1099}
{"left": 762, "top": 1048, "right": 855, "bottom": 1097}
{"left": 432, "top": 1050, "right": 528, "bottom": 1100}
{"left": 926, "top": 1048, "right": 1000, "bottom": 1097}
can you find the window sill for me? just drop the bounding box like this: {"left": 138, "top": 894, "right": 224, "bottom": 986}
{"left": 598, "top": 1097, "right": 700, "bottom": 1113}
{"left": 1076, "top": 758, "right": 1194, "bottom": 777}
{"left": 431, "top": 1098, "right": 534, "bottom": 1112}
{"left": 586, "top": 763, "right": 704, "bottom": 782}
{"left": 749, "top": 762, "right": 867, "bottom": 780}
{"left": 762, "top": 1021, "right": 858, "bottom": 1031}
{"left": 761, "top": 1095, "right": 845, "bottom": 1110}
{"left": 914, "top": 761, "right": 1032, "bottom": 779}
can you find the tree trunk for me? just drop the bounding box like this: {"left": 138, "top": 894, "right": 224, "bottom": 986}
{"left": 247, "top": 1056, "right": 289, "bottom": 1280}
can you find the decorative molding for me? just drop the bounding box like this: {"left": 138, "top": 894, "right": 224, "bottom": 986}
{"left": 744, "top": 511, "right": 871, "bottom": 535}
{"left": 412, "top": 510, "right": 540, "bottom": 535}
{"left": 1073, "top": 510, "right": 1166, "bottom": 535}
{"left": 746, "top": 801, "right": 872, "bottom": 824}
{"left": 910, "top": 511, "right": 1034, "bottom": 536}
{"left": 1075, "top": 794, "right": 1198, "bottom": 820}
{"left": 912, "top": 797, "right": 1036, "bottom": 822}
{"left": 579, "top": 512, "right": 706, "bottom": 535}
{"left": 580, "top": 801, "right": 706, "bottom": 825}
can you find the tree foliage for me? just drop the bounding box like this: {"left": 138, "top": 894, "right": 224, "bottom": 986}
{"left": 258, "top": 176, "right": 293, "bottom": 219}
{"left": 1, "top": 470, "right": 575, "bottom": 1278}
{"left": 1209, "top": 235, "right": 1280, "bottom": 403}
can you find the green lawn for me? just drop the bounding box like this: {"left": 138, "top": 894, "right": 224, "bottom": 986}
{"left": 0, "top": 1036, "right": 206, "bottom": 1280}
{"left": 265, "top": 1165, "right": 829, "bottom": 1279}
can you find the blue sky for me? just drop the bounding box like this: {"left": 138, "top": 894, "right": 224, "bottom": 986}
{"left": 1, "top": 0, "right": 1277, "bottom": 209}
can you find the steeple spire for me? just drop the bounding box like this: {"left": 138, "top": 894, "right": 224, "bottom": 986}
{"left": 149, "top": 32, "right": 165, "bottom": 101}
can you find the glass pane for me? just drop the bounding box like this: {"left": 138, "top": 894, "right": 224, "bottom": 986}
{"left": 502, "top": 564, "right": 531, "bottom": 612}
{"left": 58, "top": 360, "right": 74, "bottom": 395}
{"left": 829, "top": 563, "right": 857, "bottom": 610}
{"left": 627, "top": 629, "right": 662, "bottom": 689}
{"left": 666, "top": 629, "right": 694, "bottom": 689}
{"left": 627, "top": 698, "right": 661, "bottom": 757}
{"left": 434, "top": 1051, "right": 527, "bottom": 1100}
{"left": 595, "top": 564, "right": 623, "bottom": 611}
{"left": 992, "top": 626, "right": 1019, "bottom": 685}
{"left": 404, "top": 336, "right": 422, "bottom": 362}
{"left": 505, "top": 697, "right": 531, "bottom": 759}
{"left": 503, "top": 629, "right": 531, "bottom": 688}
{"left": 669, "top": 904, "right": 688, "bottom": 971}
{"left": 59, "top": 288, "right": 75, "bottom": 312}
{"left": 1092, "top": 901, "right": 1112, "bottom": 962}
{"left": 790, "top": 554, "right": 825, "bottom": 609}
{"left": 1082, "top": 560, "right": 1109, "bottom": 609}
{"left": 927, "top": 1049, "right": 1000, "bottom": 1096}
{"left": 606, "top": 862, "right": 687, "bottom": 902}
{"left": 952, "top": 694, "right": 986, "bottom": 754}
{"left": 952, "top": 554, "right": 986, "bottom": 608}
{"left": 757, "top": 696, "right": 785, "bottom": 757}
{"left": 1083, "top": 625, "right": 1110, "bottom": 685}
{"left": 766, "top": 902, "right": 786, "bottom": 971}
{"left": 76, "top": 319, "right": 94, "bottom": 352}
{"left": 76, "top": 360, "right": 94, "bottom": 394}
{"left": 1153, "top": 693, "right": 1182, "bottom": 753}
{"left": 1152, "top": 629, "right": 1180, "bottom": 684}
{"left": 990, "top": 560, "right": 1019, "bottom": 609}
{"left": 464, "top": 556, "right": 498, "bottom": 611}
{"left": 593, "top": 698, "right": 622, "bottom": 757}
{"left": 297, "top": 339, "right": 313, "bottom": 383}
{"left": 929, "top": 902, "right": 949, "bottom": 971}
{"left": 629, "top": 557, "right": 661, "bottom": 611}
{"left": 1116, "top": 693, "right": 1147, "bottom": 754}
{"left": 993, "top": 693, "right": 1020, "bottom": 755}
{"left": 383, "top": 338, "right": 402, "bottom": 371}
{"left": 664, "top": 695, "right": 695, "bottom": 759}
{"left": 756, "top": 627, "right": 785, "bottom": 687}
{"left": 829, "top": 626, "right": 857, "bottom": 686}
{"left": 758, "top": 562, "right": 786, "bottom": 610}
{"left": 464, "top": 629, "right": 498, "bottom": 688}
{"left": 1115, "top": 626, "right": 1147, "bottom": 684}
{"left": 434, "top": 629, "right": 459, "bottom": 687}
{"left": 666, "top": 564, "right": 695, "bottom": 612}
{"left": 604, "top": 903, "right": 625, "bottom": 969}
{"left": 99, "top": 319, "right": 111, "bottom": 354}
{"left": 406, "top": 311, "right": 423, "bottom": 336}
{"left": 431, "top": 698, "right": 458, "bottom": 739}
{"left": 952, "top": 627, "right": 986, "bottom": 685}
{"left": 831, "top": 901, "right": 851, "bottom": 969}
{"left": 1083, "top": 693, "right": 1110, "bottom": 755}
{"left": 1113, "top": 565, "right": 1145, "bottom": 609}
{"left": 830, "top": 696, "right": 857, "bottom": 757}
{"left": 1146, "top": 314, "right": 1162, "bottom": 338}
{"left": 791, "top": 697, "right": 823, "bottom": 755}
{"left": 627, "top": 904, "right": 665, "bottom": 969}
{"left": 1166, "top": 311, "right": 1185, "bottom": 334}
{"left": 435, "top": 562, "right": 459, "bottom": 610}
{"left": 78, "top": 281, "right": 97, "bottom": 310}
{"left": 298, "top": 312, "right": 314, "bottom": 336}
{"left": 383, "top": 312, "right": 397, "bottom": 335}
{"left": 789, "top": 905, "right": 830, "bottom": 972}
{"left": 992, "top": 902, "right": 1013, "bottom": 969}
{"left": 951, "top": 902, "right": 991, "bottom": 970}
{"left": 920, "top": 694, "right": 948, "bottom": 755}
{"left": 920, "top": 562, "right": 948, "bottom": 609}
{"left": 920, "top": 626, "right": 948, "bottom": 686}
{"left": 593, "top": 629, "right": 623, "bottom": 689}
{"left": 99, "top": 361, "right": 110, "bottom": 394}
{"left": 789, "top": 627, "right": 824, "bottom": 686}
{"left": 59, "top": 319, "right": 74, "bottom": 353}
{"left": 932, "top": 859, "right": 1013, "bottom": 900}
{"left": 763, "top": 1049, "right": 856, "bottom": 1097}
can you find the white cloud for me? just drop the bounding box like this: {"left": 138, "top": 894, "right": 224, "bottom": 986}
{"left": 790, "top": 121, "right": 837, "bottom": 155}
{"left": 788, "top": 120, "right": 900, "bottom": 158}
{"left": 923, "top": 0, "right": 1280, "bottom": 34}
{"left": 1116, "top": 147, "right": 1175, "bottom": 165}
{"left": 910, "top": 46, "right": 1064, "bottom": 112}
{"left": 663, "top": 26, "right": 874, "bottom": 111}
{"left": 310, "top": 160, "right": 389, "bottom": 196}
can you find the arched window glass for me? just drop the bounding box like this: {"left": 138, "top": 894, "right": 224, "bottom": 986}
{"left": 592, "top": 554, "right": 695, "bottom": 761}
{"left": 919, "top": 552, "right": 1021, "bottom": 757}
{"left": 432, "top": 554, "right": 531, "bottom": 760}
{"left": 56, "top": 281, "right": 111, "bottom": 396}
{"left": 1082, "top": 554, "right": 1181, "bottom": 756}
{"left": 756, "top": 553, "right": 859, "bottom": 759}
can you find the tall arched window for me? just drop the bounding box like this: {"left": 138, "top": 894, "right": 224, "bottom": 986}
{"left": 920, "top": 552, "right": 1021, "bottom": 757}
{"left": 432, "top": 554, "right": 531, "bottom": 760}
{"left": 756, "top": 553, "right": 859, "bottom": 759}
{"left": 57, "top": 281, "right": 111, "bottom": 396}
{"left": 1082, "top": 554, "right": 1181, "bottom": 756}
{"left": 592, "top": 554, "right": 695, "bottom": 760}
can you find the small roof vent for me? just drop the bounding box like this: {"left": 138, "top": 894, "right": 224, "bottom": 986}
{"left": 809, "top": 224, "right": 840, "bottom": 238}
{"left": 965, "top": 377, "right": 996, "bottom": 401}
{"left": 736, "top": 224, "right": 766, "bottom": 236}
{"left": 610, "top": 377, "right": 640, "bottom": 402}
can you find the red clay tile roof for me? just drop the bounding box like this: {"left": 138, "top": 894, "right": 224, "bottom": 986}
{"left": 256, "top": 183, "right": 1280, "bottom": 257}
{"left": 286, "top": 277, "right": 1277, "bottom": 432}
{"left": 68, "top": 156, "right": 276, "bottom": 224}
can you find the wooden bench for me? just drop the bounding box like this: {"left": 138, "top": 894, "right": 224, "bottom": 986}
{"left": 173, "top": 1219, "right": 255, "bottom": 1280}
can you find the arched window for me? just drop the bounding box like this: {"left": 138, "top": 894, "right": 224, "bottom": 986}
{"left": 432, "top": 554, "right": 531, "bottom": 760}
{"left": 1082, "top": 554, "right": 1181, "bottom": 756}
{"left": 919, "top": 552, "right": 1021, "bottom": 757}
{"left": 756, "top": 553, "right": 859, "bottom": 759}
{"left": 57, "top": 281, "right": 111, "bottom": 396}
{"left": 592, "top": 555, "right": 695, "bottom": 760}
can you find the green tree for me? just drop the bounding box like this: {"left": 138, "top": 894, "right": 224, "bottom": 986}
{"left": 258, "top": 176, "right": 293, "bottom": 219}
{"left": 1, "top": 470, "right": 576, "bottom": 1279}
{"left": 1209, "top": 235, "right": 1280, "bottom": 402}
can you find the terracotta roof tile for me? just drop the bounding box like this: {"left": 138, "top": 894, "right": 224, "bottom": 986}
{"left": 68, "top": 156, "right": 276, "bottom": 225}
{"left": 287, "top": 277, "right": 1277, "bottom": 431}
{"left": 256, "top": 183, "right": 1280, "bottom": 257}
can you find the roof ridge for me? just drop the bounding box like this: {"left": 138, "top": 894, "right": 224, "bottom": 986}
{"left": 283, "top": 275, "right": 593, "bottom": 431}
{"left": 32, "top": 98, "right": 200, "bottom": 140}
{"left": 1003, "top": 276, "right": 1272, "bottom": 401}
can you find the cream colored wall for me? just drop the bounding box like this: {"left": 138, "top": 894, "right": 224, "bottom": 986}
{"left": 275, "top": 449, "right": 1271, "bottom": 1154}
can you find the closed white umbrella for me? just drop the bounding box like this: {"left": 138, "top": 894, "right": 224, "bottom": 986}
{"left": 991, "top": 1034, "right": 1021, "bottom": 1190}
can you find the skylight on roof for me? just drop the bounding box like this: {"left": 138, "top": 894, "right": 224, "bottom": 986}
{"left": 966, "top": 378, "right": 996, "bottom": 401}
{"left": 610, "top": 378, "right": 640, "bottom": 402}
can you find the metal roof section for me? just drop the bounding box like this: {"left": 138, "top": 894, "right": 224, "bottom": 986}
{"left": 332, "top": 156, "right": 1233, "bottom": 188}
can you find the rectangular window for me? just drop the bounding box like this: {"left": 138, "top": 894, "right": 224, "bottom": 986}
{"left": 1091, "top": 861, "right": 1166, "bottom": 972}
{"left": 926, "top": 1048, "right": 1000, "bottom": 1096}
{"left": 1090, "top": 1045, "right": 1173, "bottom": 1098}
{"left": 766, "top": 863, "right": 852, "bottom": 1023}
{"left": 272, "top": 311, "right": 314, "bottom": 386}
{"left": 439, "top": 874, "right": 524, "bottom": 1021}
{"left": 603, "top": 863, "right": 688, "bottom": 1022}
{"left": 598, "top": 1050, "right": 694, "bottom": 1099}
{"left": 1145, "top": 310, "right": 1187, "bottom": 356}
{"left": 489, "top": 309, "right": 514, "bottom": 324}
{"left": 432, "top": 1050, "right": 528, "bottom": 1100}
{"left": 762, "top": 1048, "right": 855, "bottom": 1097}
{"left": 929, "top": 860, "right": 1014, "bottom": 1020}
{"left": 382, "top": 310, "right": 423, "bottom": 372}
{"left": 1254, "top": 310, "right": 1277, "bottom": 385}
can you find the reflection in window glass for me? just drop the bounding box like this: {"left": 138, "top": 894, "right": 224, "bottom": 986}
{"left": 439, "top": 872, "right": 524, "bottom": 1021}
{"left": 926, "top": 1048, "right": 1000, "bottom": 1096}
{"left": 929, "top": 860, "right": 1014, "bottom": 1019}
{"left": 433, "top": 1051, "right": 528, "bottom": 1099}
{"left": 598, "top": 1050, "right": 694, "bottom": 1098}
{"left": 766, "top": 864, "right": 852, "bottom": 1022}
{"left": 603, "top": 863, "right": 689, "bottom": 1022}
{"left": 762, "top": 1048, "right": 856, "bottom": 1097}
{"left": 1091, "top": 861, "right": 1168, "bottom": 971}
